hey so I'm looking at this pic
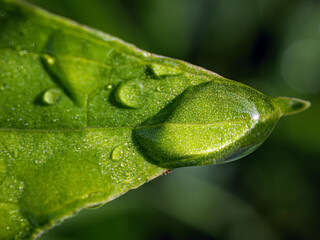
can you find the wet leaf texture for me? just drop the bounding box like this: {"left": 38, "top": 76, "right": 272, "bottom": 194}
{"left": 0, "top": 0, "right": 310, "bottom": 239}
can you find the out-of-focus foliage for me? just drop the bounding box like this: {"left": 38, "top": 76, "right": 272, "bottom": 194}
{"left": 20, "top": 0, "right": 319, "bottom": 239}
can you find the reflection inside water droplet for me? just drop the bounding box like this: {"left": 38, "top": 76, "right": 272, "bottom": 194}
{"left": 114, "top": 79, "right": 149, "bottom": 108}
{"left": 251, "top": 113, "right": 260, "bottom": 121}
{"left": 42, "top": 88, "right": 62, "bottom": 105}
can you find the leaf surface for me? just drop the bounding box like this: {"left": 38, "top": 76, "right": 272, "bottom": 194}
{"left": 0, "top": 0, "right": 310, "bottom": 239}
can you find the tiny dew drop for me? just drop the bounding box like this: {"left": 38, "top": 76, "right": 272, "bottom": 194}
{"left": 88, "top": 203, "right": 104, "bottom": 210}
{"left": 111, "top": 145, "right": 125, "bottom": 161}
{"left": 42, "top": 88, "right": 62, "bottom": 105}
{"left": 114, "top": 79, "right": 149, "bottom": 108}
{"left": 42, "top": 54, "right": 55, "bottom": 65}
{"left": 18, "top": 50, "right": 28, "bottom": 56}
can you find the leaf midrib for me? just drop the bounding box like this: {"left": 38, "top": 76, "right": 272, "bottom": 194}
{"left": 0, "top": 117, "right": 266, "bottom": 132}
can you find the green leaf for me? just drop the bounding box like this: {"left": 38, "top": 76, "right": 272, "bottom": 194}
{"left": 0, "top": 0, "right": 310, "bottom": 239}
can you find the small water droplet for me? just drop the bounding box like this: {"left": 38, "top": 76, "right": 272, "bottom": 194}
{"left": 42, "top": 54, "right": 55, "bottom": 65}
{"left": 88, "top": 203, "right": 104, "bottom": 209}
{"left": 143, "top": 52, "right": 151, "bottom": 57}
{"left": 106, "top": 84, "right": 113, "bottom": 90}
{"left": 42, "top": 88, "right": 62, "bottom": 105}
{"left": 115, "top": 80, "right": 149, "bottom": 108}
{"left": 35, "top": 160, "right": 42, "bottom": 165}
{"left": 111, "top": 145, "right": 125, "bottom": 161}
{"left": 18, "top": 50, "right": 28, "bottom": 56}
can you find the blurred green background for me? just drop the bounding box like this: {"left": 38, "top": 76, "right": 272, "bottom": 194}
{"left": 24, "top": 0, "right": 319, "bottom": 239}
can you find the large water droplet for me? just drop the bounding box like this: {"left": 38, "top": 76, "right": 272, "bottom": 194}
{"left": 42, "top": 88, "right": 62, "bottom": 105}
{"left": 134, "top": 81, "right": 280, "bottom": 168}
{"left": 115, "top": 80, "right": 149, "bottom": 108}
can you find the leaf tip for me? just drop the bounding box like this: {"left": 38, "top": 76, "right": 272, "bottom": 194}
{"left": 274, "top": 97, "right": 311, "bottom": 117}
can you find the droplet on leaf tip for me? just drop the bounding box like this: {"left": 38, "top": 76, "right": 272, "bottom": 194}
{"left": 274, "top": 97, "right": 311, "bottom": 117}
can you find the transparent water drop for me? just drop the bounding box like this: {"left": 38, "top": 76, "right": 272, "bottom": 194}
{"left": 88, "top": 203, "right": 104, "bottom": 209}
{"left": 18, "top": 50, "right": 28, "bottom": 56}
{"left": 42, "top": 54, "right": 55, "bottom": 65}
{"left": 42, "top": 88, "right": 62, "bottom": 105}
{"left": 111, "top": 145, "right": 125, "bottom": 161}
{"left": 115, "top": 79, "right": 149, "bottom": 108}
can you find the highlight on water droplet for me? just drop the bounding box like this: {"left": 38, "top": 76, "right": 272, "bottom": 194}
{"left": 42, "top": 88, "right": 62, "bottom": 105}
{"left": 114, "top": 79, "right": 149, "bottom": 108}
{"left": 42, "top": 53, "right": 55, "bottom": 65}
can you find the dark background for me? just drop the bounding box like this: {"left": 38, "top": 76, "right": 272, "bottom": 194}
{"left": 24, "top": 0, "right": 320, "bottom": 239}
